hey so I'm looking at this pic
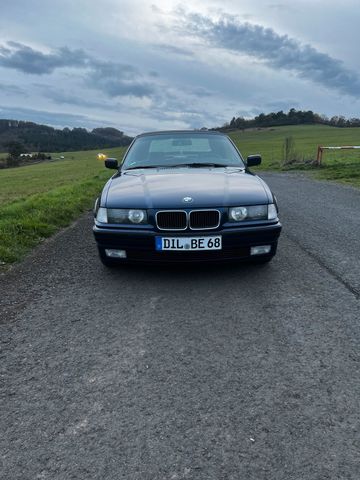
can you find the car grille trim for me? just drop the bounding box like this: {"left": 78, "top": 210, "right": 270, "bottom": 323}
{"left": 156, "top": 210, "right": 188, "bottom": 231}
{"left": 189, "top": 209, "right": 221, "bottom": 230}
{"left": 155, "top": 209, "right": 221, "bottom": 231}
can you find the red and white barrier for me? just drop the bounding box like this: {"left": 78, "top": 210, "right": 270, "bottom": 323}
{"left": 316, "top": 145, "right": 360, "bottom": 165}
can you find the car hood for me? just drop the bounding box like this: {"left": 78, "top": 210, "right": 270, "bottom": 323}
{"left": 104, "top": 168, "right": 271, "bottom": 209}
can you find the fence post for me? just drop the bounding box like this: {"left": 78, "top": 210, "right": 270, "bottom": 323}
{"left": 316, "top": 146, "right": 323, "bottom": 166}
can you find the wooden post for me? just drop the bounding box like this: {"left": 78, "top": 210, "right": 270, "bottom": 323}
{"left": 316, "top": 146, "right": 323, "bottom": 166}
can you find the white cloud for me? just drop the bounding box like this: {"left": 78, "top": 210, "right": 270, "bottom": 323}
{"left": 0, "top": 0, "right": 359, "bottom": 133}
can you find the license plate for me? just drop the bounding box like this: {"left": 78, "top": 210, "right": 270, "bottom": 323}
{"left": 156, "top": 236, "right": 222, "bottom": 251}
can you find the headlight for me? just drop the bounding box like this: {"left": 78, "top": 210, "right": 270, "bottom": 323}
{"left": 229, "top": 206, "right": 247, "bottom": 221}
{"left": 128, "top": 209, "right": 146, "bottom": 224}
{"left": 229, "top": 204, "right": 276, "bottom": 222}
{"left": 106, "top": 208, "right": 147, "bottom": 224}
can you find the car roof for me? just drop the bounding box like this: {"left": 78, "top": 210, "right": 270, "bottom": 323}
{"left": 135, "top": 130, "right": 226, "bottom": 139}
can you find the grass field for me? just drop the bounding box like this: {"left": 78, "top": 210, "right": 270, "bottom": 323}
{"left": 0, "top": 124, "right": 359, "bottom": 265}
{"left": 0, "top": 147, "right": 126, "bottom": 264}
{"left": 229, "top": 124, "right": 360, "bottom": 186}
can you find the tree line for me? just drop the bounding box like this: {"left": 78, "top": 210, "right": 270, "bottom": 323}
{"left": 220, "top": 108, "right": 360, "bottom": 130}
{"left": 0, "top": 120, "right": 133, "bottom": 154}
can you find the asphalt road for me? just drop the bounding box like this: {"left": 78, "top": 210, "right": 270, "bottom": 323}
{"left": 1, "top": 173, "right": 359, "bottom": 480}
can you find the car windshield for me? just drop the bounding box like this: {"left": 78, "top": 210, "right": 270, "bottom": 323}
{"left": 122, "top": 133, "right": 245, "bottom": 170}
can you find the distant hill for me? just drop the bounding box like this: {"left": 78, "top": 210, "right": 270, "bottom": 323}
{"left": 0, "top": 120, "right": 133, "bottom": 153}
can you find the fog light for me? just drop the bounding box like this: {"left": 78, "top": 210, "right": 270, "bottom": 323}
{"left": 251, "top": 245, "right": 271, "bottom": 256}
{"left": 105, "top": 249, "right": 127, "bottom": 258}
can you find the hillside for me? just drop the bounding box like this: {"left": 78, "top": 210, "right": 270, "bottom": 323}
{"left": 228, "top": 124, "right": 360, "bottom": 166}
{"left": 0, "top": 120, "right": 133, "bottom": 153}
{"left": 228, "top": 124, "right": 360, "bottom": 186}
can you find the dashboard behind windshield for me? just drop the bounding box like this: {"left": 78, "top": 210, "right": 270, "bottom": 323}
{"left": 122, "top": 133, "right": 245, "bottom": 169}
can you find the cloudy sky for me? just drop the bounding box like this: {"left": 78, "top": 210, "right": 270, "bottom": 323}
{"left": 1, "top": 0, "right": 360, "bottom": 134}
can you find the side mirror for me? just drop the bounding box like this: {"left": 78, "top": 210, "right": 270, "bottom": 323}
{"left": 246, "top": 154, "right": 262, "bottom": 167}
{"left": 105, "top": 158, "right": 118, "bottom": 169}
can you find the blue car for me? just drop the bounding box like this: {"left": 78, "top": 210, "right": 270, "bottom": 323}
{"left": 93, "top": 130, "right": 281, "bottom": 266}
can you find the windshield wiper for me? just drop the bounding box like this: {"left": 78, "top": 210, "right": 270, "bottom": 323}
{"left": 193, "top": 163, "right": 226, "bottom": 167}
{"left": 169, "top": 162, "right": 229, "bottom": 168}
{"left": 124, "top": 165, "right": 165, "bottom": 171}
{"left": 124, "top": 162, "right": 238, "bottom": 171}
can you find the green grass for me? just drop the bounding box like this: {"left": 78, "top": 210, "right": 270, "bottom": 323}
{"left": 229, "top": 124, "right": 360, "bottom": 187}
{"left": 0, "top": 147, "right": 126, "bottom": 264}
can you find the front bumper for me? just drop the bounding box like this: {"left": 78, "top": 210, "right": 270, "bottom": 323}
{"left": 93, "top": 222, "right": 282, "bottom": 263}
